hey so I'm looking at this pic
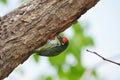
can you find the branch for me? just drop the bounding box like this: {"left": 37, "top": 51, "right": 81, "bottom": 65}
{"left": 86, "top": 49, "right": 120, "bottom": 66}
{"left": 0, "top": 0, "right": 99, "bottom": 79}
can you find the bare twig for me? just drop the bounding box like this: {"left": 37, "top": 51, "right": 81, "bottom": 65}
{"left": 86, "top": 49, "right": 120, "bottom": 66}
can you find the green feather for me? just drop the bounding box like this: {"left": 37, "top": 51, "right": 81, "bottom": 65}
{"left": 34, "top": 37, "right": 69, "bottom": 57}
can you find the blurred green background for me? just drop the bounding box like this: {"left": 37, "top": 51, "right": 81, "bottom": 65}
{"left": 1, "top": 0, "right": 120, "bottom": 80}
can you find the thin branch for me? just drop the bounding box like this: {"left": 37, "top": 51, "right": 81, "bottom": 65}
{"left": 86, "top": 49, "right": 120, "bottom": 66}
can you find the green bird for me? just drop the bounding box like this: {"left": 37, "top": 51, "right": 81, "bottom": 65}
{"left": 34, "top": 35, "right": 69, "bottom": 57}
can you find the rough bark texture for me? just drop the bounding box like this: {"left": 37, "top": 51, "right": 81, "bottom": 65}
{"left": 0, "top": 0, "right": 99, "bottom": 79}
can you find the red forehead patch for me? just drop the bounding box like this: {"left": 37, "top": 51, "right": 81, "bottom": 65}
{"left": 62, "top": 37, "right": 68, "bottom": 43}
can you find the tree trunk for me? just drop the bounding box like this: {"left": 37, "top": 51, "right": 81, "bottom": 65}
{"left": 0, "top": 0, "right": 99, "bottom": 79}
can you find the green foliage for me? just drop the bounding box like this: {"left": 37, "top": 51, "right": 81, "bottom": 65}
{"left": 49, "top": 22, "right": 94, "bottom": 80}
{"left": 33, "top": 54, "right": 40, "bottom": 63}
{"left": 92, "top": 70, "right": 98, "bottom": 79}
{"left": 0, "top": 0, "right": 7, "bottom": 4}
{"left": 45, "top": 77, "right": 52, "bottom": 80}
{"left": 33, "top": 22, "right": 96, "bottom": 80}
{"left": 20, "top": 0, "right": 25, "bottom": 2}
{"left": 20, "top": 0, "right": 28, "bottom": 3}
{"left": 0, "top": 0, "right": 27, "bottom": 4}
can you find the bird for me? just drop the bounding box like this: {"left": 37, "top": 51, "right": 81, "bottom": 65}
{"left": 34, "top": 35, "right": 69, "bottom": 57}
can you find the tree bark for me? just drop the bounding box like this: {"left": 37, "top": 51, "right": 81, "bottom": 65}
{"left": 0, "top": 0, "right": 99, "bottom": 79}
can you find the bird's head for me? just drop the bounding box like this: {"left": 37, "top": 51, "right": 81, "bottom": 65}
{"left": 57, "top": 36, "right": 69, "bottom": 45}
